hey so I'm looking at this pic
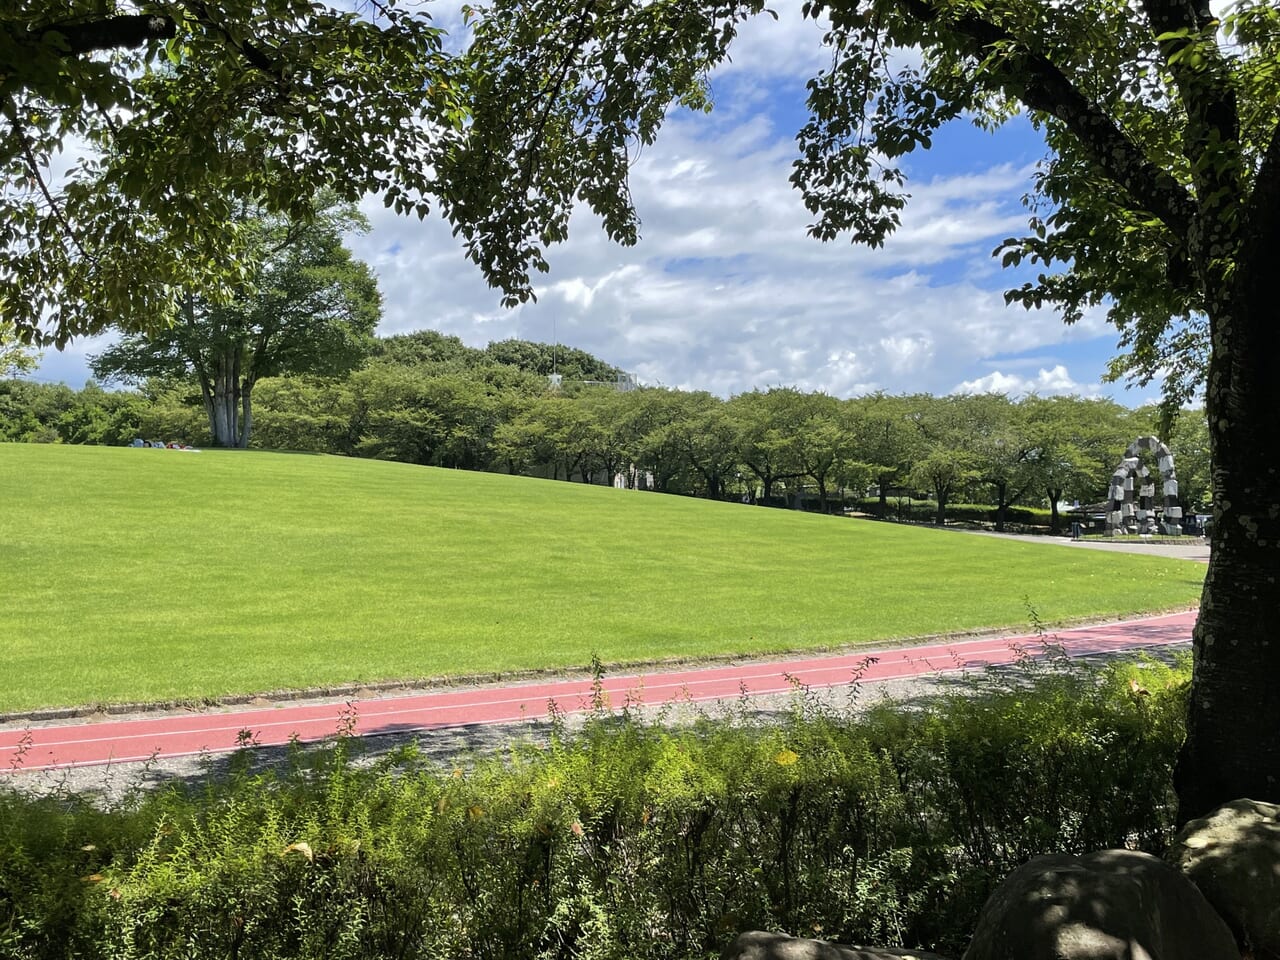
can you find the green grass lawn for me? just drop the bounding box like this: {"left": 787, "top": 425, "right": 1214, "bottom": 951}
{"left": 0, "top": 444, "right": 1205, "bottom": 712}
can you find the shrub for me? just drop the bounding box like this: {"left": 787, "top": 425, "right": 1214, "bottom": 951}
{"left": 853, "top": 499, "right": 1054, "bottom": 528}
{"left": 0, "top": 652, "right": 1190, "bottom": 959}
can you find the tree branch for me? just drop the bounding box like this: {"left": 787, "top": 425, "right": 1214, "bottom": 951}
{"left": 45, "top": 14, "right": 176, "bottom": 56}
{"left": 1139, "top": 0, "right": 1239, "bottom": 176}
{"left": 35, "top": 7, "right": 279, "bottom": 86}
{"left": 1240, "top": 118, "right": 1280, "bottom": 274}
{"left": 895, "top": 0, "right": 1198, "bottom": 240}
{"left": 186, "top": 1, "right": 277, "bottom": 74}
{"left": 519, "top": 0, "right": 598, "bottom": 201}
{"left": 1, "top": 101, "right": 97, "bottom": 268}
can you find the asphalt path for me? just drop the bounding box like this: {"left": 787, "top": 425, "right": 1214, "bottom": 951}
{"left": 0, "top": 610, "right": 1196, "bottom": 775}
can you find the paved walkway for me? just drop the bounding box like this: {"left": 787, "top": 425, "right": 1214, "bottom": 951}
{"left": 0, "top": 611, "right": 1196, "bottom": 774}
{"left": 954, "top": 528, "right": 1211, "bottom": 562}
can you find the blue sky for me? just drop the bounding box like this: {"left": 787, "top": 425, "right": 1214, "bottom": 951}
{"left": 33, "top": 2, "right": 1159, "bottom": 405}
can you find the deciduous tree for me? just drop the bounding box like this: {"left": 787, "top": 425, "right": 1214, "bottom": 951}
{"left": 908, "top": 395, "right": 982, "bottom": 525}
{"left": 961, "top": 393, "right": 1038, "bottom": 532}
{"left": 91, "top": 199, "right": 380, "bottom": 448}
{"left": 1022, "top": 396, "right": 1132, "bottom": 533}
{"left": 729, "top": 389, "right": 807, "bottom": 503}
{"left": 847, "top": 393, "right": 923, "bottom": 516}
{"left": 2, "top": 1, "right": 456, "bottom": 344}
{"left": 3, "top": 0, "right": 744, "bottom": 346}
{"left": 0, "top": 321, "right": 39, "bottom": 378}
{"left": 786, "top": 0, "right": 1280, "bottom": 817}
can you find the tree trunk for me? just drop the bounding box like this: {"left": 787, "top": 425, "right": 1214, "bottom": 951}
{"left": 239, "top": 383, "right": 253, "bottom": 449}
{"left": 878, "top": 475, "right": 891, "bottom": 517}
{"left": 1047, "top": 488, "right": 1063, "bottom": 536}
{"left": 993, "top": 480, "right": 1008, "bottom": 532}
{"left": 694, "top": 467, "right": 722, "bottom": 500}
{"left": 934, "top": 486, "right": 948, "bottom": 525}
{"left": 209, "top": 349, "right": 240, "bottom": 448}
{"left": 1174, "top": 256, "right": 1280, "bottom": 823}
{"left": 198, "top": 380, "right": 217, "bottom": 445}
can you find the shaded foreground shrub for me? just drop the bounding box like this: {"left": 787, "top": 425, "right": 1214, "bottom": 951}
{"left": 0, "top": 652, "right": 1189, "bottom": 959}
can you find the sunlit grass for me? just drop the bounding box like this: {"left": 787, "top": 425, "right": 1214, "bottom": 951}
{"left": 0, "top": 444, "right": 1204, "bottom": 711}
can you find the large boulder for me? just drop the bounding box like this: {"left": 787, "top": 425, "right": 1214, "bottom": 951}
{"left": 722, "top": 930, "right": 951, "bottom": 960}
{"left": 962, "top": 849, "right": 1238, "bottom": 960}
{"left": 1169, "top": 797, "right": 1280, "bottom": 960}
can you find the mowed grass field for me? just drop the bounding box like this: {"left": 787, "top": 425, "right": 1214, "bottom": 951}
{"left": 0, "top": 444, "right": 1204, "bottom": 712}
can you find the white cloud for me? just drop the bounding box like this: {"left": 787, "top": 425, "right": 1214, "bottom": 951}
{"left": 879, "top": 335, "right": 934, "bottom": 375}
{"left": 345, "top": 70, "right": 1094, "bottom": 400}
{"left": 951, "top": 365, "right": 1100, "bottom": 397}
{"left": 711, "top": 6, "right": 832, "bottom": 82}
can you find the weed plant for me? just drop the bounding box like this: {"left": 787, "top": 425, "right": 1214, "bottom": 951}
{"left": 0, "top": 651, "right": 1190, "bottom": 959}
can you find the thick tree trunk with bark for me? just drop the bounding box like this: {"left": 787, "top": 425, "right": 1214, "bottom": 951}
{"left": 1047, "top": 488, "right": 1063, "bottom": 536}
{"left": 1175, "top": 260, "right": 1280, "bottom": 823}
{"left": 603, "top": 456, "right": 622, "bottom": 488}
{"left": 743, "top": 462, "right": 775, "bottom": 502}
{"left": 688, "top": 456, "right": 725, "bottom": 500}
{"left": 201, "top": 349, "right": 256, "bottom": 448}
{"left": 878, "top": 475, "right": 892, "bottom": 518}
{"left": 933, "top": 486, "right": 949, "bottom": 525}
{"left": 203, "top": 349, "right": 240, "bottom": 448}
{"left": 992, "top": 481, "right": 1028, "bottom": 532}
{"left": 239, "top": 385, "right": 253, "bottom": 450}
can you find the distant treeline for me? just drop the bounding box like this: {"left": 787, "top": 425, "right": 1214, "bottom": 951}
{"left": 0, "top": 331, "right": 1210, "bottom": 531}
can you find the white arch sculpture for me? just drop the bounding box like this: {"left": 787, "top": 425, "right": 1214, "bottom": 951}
{"left": 1106, "top": 436, "right": 1182, "bottom": 536}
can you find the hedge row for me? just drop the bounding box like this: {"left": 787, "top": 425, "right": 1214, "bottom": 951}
{"left": 0, "top": 653, "right": 1188, "bottom": 959}
{"left": 853, "top": 499, "right": 1056, "bottom": 527}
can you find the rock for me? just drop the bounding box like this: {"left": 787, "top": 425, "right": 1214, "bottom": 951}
{"left": 962, "top": 849, "right": 1238, "bottom": 960}
{"left": 721, "top": 930, "right": 951, "bottom": 960}
{"left": 1169, "top": 797, "right": 1280, "bottom": 960}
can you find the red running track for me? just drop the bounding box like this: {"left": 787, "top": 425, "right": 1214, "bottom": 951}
{"left": 0, "top": 611, "right": 1195, "bottom": 773}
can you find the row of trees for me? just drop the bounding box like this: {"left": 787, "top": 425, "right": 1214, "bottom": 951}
{"left": 0, "top": 350, "right": 1210, "bottom": 531}
{"left": 81, "top": 196, "right": 628, "bottom": 453}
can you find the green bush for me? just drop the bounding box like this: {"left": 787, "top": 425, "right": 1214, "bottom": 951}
{"left": 0, "top": 653, "right": 1189, "bottom": 959}
{"left": 854, "top": 499, "right": 1054, "bottom": 528}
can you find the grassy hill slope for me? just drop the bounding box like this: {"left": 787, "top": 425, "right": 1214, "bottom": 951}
{"left": 0, "top": 444, "right": 1204, "bottom": 712}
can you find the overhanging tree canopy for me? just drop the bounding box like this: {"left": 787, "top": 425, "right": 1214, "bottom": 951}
{"left": 1, "top": 1, "right": 447, "bottom": 344}
{"left": 793, "top": 0, "right": 1280, "bottom": 824}
{"left": 0, "top": 0, "right": 753, "bottom": 345}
